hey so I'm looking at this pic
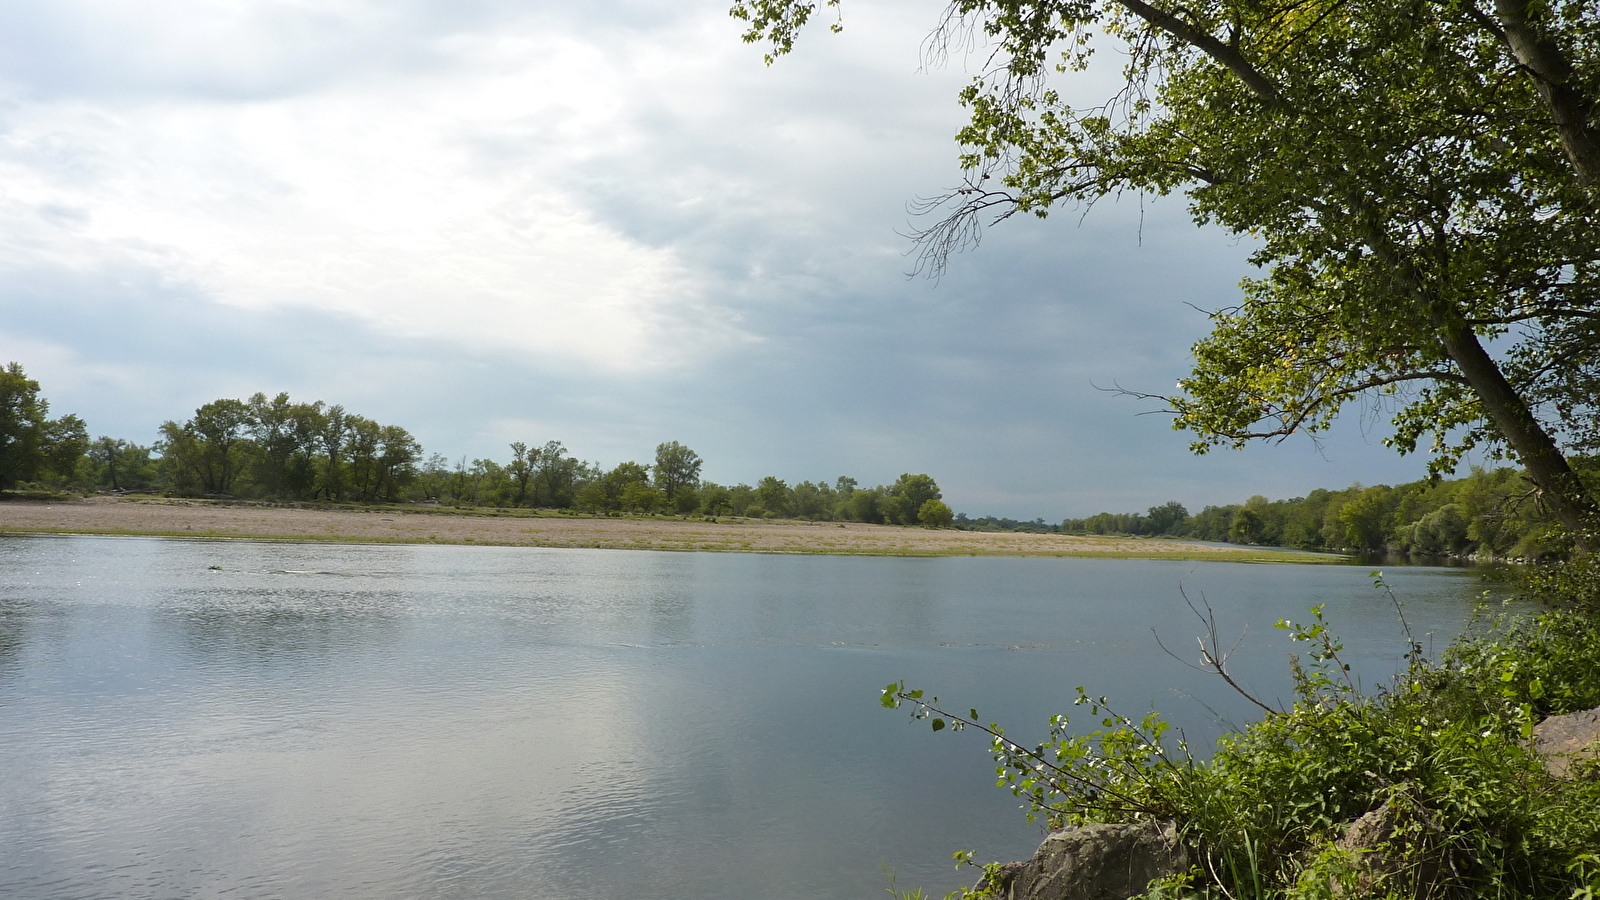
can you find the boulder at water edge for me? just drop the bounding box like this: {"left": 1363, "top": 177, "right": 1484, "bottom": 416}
{"left": 976, "top": 821, "right": 1186, "bottom": 900}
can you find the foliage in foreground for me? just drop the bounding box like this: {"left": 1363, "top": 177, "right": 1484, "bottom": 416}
{"left": 885, "top": 575, "right": 1600, "bottom": 899}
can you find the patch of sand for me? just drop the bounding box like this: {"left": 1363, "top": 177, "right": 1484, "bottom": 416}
{"left": 0, "top": 496, "right": 1331, "bottom": 562}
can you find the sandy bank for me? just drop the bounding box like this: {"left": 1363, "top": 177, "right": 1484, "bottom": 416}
{"left": 0, "top": 496, "right": 1332, "bottom": 561}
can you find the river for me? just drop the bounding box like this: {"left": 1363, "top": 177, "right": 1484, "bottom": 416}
{"left": 0, "top": 535, "right": 1497, "bottom": 899}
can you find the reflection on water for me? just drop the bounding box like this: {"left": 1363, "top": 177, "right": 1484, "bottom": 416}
{"left": 0, "top": 599, "right": 34, "bottom": 683}
{"left": 163, "top": 580, "right": 405, "bottom": 669}
{"left": 0, "top": 535, "right": 1495, "bottom": 900}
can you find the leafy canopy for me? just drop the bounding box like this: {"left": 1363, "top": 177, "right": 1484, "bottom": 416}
{"left": 734, "top": 0, "right": 1600, "bottom": 534}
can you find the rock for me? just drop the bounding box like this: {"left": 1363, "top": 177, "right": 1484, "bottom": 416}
{"left": 977, "top": 821, "right": 1186, "bottom": 900}
{"left": 1331, "top": 794, "right": 1454, "bottom": 899}
{"left": 1531, "top": 706, "right": 1600, "bottom": 777}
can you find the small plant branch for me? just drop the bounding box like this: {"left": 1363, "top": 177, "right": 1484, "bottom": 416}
{"left": 1153, "top": 585, "right": 1283, "bottom": 716}
{"left": 882, "top": 683, "right": 1154, "bottom": 816}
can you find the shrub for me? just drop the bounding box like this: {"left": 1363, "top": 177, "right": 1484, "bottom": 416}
{"left": 919, "top": 499, "right": 954, "bottom": 528}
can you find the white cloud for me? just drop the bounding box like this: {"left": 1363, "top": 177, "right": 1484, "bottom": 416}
{"left": 0, "top": 6, "right": 755, "bottom": 373}
{"left": 0, "top": 0, "right": 1439, "bottom": 515}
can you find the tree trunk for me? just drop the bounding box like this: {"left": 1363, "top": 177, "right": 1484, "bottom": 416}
{"left": 1492, "top": 0, "right": 1600, "bottom": 187}
{"left": 1434, "top": 313, "right": 1599, "bottom": 544}
{"left": 1376, "top": 238, "right": 1600, "bottom": 544}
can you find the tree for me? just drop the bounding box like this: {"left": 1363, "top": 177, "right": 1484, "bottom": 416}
{"left": 621, "top": 480, "right": 667, "bottom": 513}
{"left": 755, "top": 476, "right": 792, "bottom": 516}
{"left": 535, "top": 441, "right": 582, "bottom": 508}
{"left": 88, "top": 437, "right": 158, "bottom": 492}
{"left": 727, "top": 482, "right": 758, "bottom": 516}
{"left": 0, "top": 363, "right": 47, "bottom": 490}
{"left": 414, "top": 453, "right": 451, "bottom": 501}
{"left": 1144, "top": 501, "right": 1190, "bottom": 535}
{"left": 919, "top": 498, "right": 955, "bottom": 528}
{"left": 735, "top": 0, "right": 1600, "bottom": 539}
{"left": 887, "top": 473, "right": 941, "bottom": 525}
{"left": 318, "top": 405, "right": 351, "bottom": 501}
{"left": 653, "top": 441, "right": 703, "bottom": 501}
{"left": 90, "top": 437, "right": 125, "bottom": 491}
{"left": 507, "top": 442, "right": 538, "bottom": 506}
{"left": 344, "top": 420, "right": 420, "bottom": 502}
{"left": 581, "top": 461, "right": 652, "bottom": 513}
{"left": 672, "top": 486, "right": 702, "bottom": 515}
{"left": 159, "top": 399, "right": 252, "bottom": 495}
{"left": 1228, "top": 508, "right": 1264, "bottom": 545}
{"left": 844, "top": 485, "right": 885, "bottom": 523}
{"left": 700, "top": 482, "right": 734, "bottom": 515}
{"left": 40, "top": 415, "right": 88, "bottom": 485}
{"left": 247, "top": 392, "right": 324, "bottom": 499}
{"left": 791, "top": 480, "right": 829, "bottom": 518}
{"left": 0, "top": 363, "right": 87, "bottom": 490}
{"left": 1330, "top": 484, "right": 1398, "bottom": 551}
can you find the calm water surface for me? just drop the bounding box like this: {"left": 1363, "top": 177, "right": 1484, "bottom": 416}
{"left": 0, "top": 535, "right": 1496, "bottom": 899}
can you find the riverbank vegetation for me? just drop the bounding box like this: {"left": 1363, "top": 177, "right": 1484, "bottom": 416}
{"left": 1063, "top": 466, "right": 1580, "bottom": 560}
{"left": 888, "top": 567, "right": 1600, "bottom": 899}
{"left": 733, "top": 0, "right": 1600, "bottom": 893}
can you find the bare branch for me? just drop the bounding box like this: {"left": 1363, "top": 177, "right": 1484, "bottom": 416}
{"left": 1151, "top": 585, "right": 1282, "bottom": 716}
{"left": 903, "top": 183, "right": 1025, "bottom": 278}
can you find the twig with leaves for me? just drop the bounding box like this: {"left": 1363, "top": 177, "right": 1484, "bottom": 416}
{"left": 881, "top": 681, "right": 1189, "bottom": 824}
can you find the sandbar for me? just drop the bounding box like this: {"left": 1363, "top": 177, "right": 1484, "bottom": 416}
{"left": 0, "top": 495, "right": 1334, "bottom": 562}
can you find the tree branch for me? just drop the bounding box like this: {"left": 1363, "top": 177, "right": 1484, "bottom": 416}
{"left": 1152, "top": 585, "right": 1282, "bottom": 716}
{"left": 1114, "top": 0, "right": 1289, "bottom": 108}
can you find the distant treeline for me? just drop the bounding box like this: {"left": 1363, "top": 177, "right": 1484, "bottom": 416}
{"left": 1, "top": 369, "right": 956, "bottom": 526}
{"left": 1062, "top": 467, "right": 1575, "bottom": 559}
{"left": 953, "top": 514, "right": 1063, "bottom": 534}
{"left": 8, "top": 363, "right": 1570, "bottom": 552}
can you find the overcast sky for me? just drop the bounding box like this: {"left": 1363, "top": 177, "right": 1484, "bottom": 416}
{"left": 0, "top": 0, "right": 1454, "bottom": 519}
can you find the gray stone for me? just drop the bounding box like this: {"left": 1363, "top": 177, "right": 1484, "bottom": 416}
{"left": 1331, "top": 794, "right": 1457, "bottom": 899}
{"left": 977, "top": 822, "right": 1186, "bottom": 900}
{"left": 1531, "top": 706, "right": 1600, "bottom": 777}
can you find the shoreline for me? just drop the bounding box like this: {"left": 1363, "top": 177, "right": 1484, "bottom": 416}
{"left": 0, "top": 495, "right": 1342, "bottom": 562}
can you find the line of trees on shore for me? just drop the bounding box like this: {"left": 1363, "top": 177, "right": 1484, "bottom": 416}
{"left": 1063, "top": 465, "right": 1580, "bottom": 559}
{"left": 7, "top": 362, "right": 1578, "bottom": 551}
{"left": 1, "top": 367, "right": 957, "bottom": 526}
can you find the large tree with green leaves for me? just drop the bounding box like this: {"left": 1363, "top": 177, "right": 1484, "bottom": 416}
{"left": 247, "top": 392, "right": 325, "bottom": 500}
{"left": 0, "top": 362, "right": 87, "bottom": 490}
{"left": 653, "top": 441, "right": 704, "bottom": 501}
{"left": 158, "top": 399, "right": 253, "bottom": 495}
{"left": 883, "top": 472, "right": 943, "bottom": 524}
{"left": 734, "top": 0, "right": 1600, "bottom": 539}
